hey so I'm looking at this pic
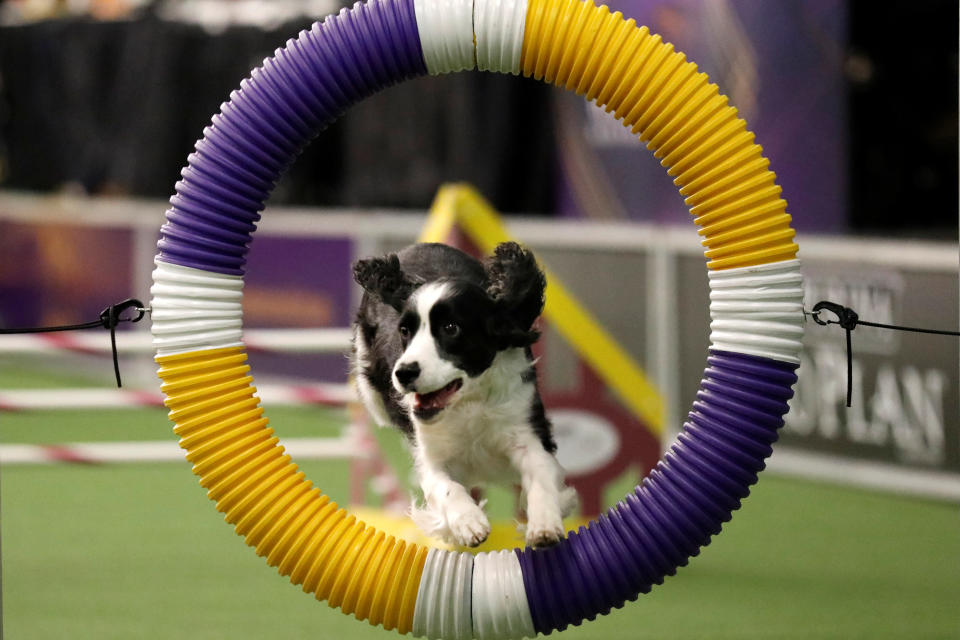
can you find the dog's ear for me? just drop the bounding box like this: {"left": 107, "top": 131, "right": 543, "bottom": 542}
{"left": 353, "top": 253, "right": 415, "bottom": 311}
{"left": 484, "top": 242, "right": 546, "bottom": 348}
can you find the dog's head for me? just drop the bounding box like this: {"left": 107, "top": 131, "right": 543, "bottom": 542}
{"left": 353, "top": 242, "right": 545, "bottom": 422}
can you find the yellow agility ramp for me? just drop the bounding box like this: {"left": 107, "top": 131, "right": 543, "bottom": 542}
{"left": 421, "top": 183, "right": 666, "bottom": 438}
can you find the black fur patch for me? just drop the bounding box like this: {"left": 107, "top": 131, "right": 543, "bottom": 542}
{"left": 529, "top": 391, "right": 556, "bottom": 454}
{"left": 426, "top": 282, "right": 498, "bottom": 377}
{"left": 484, "top": 243, "right": 545, "bottom": 349}
{"left": 353, "top": 311, "right": 414, "bottom": 437}
{"left": 353, "top": 253, "right": 416, "bottom": 311}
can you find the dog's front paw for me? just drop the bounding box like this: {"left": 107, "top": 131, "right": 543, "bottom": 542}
{"left": 525, "top": 521, "right": 565, "bottom": 548}
{"left": 525, "top": 499, "right": 565, "bottom": 547}
{"left": 448, "top": 504, "right": 491, "bottom": 548}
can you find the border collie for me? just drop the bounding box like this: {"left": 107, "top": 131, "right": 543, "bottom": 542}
{"left": 351, "top": 242, "right": 577, "bottom": 548}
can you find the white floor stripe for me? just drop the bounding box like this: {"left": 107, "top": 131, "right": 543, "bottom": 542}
{"left": 0, "top": 437, "right": 366, "bottom": 465}
{"left": 0, "top": 328, "right": 352, "bottom": 356}
{"left": 768, "top": 446, "right": 960, "bottom": 502}
{"left": 0, "top": 383, "right": 356, "bottom": 410}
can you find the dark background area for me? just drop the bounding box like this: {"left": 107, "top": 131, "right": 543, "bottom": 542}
{"left": 0, "top": 12, "right": 557, "bottom": 213}
{"left": 0, "top": 0, "right": 956, "bottom": 233}
{"left": 846, "top": 0, "right": 958, "bottom": 237}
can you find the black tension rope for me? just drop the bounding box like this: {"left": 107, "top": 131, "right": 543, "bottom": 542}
{"left": 0, "top": 298, "right": 148, "bottom": 387}
{"left": 809, "top": 300, "right": 960, "bottom": 408}
{"left": 2, "top": 296, "right": 955, "bottom": 404}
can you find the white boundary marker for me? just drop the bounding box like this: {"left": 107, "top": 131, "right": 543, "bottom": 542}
{"left": 768, "top": 446, "right": 960, "bottom": 502}
{"left": 0, "top": 436, "right": 365, "bottom": 465}
{"left": 0, "top": 327, "right": 352, "bottom": 356}
{"left": 0, "top": 382, "right": 355, "bottom": 411}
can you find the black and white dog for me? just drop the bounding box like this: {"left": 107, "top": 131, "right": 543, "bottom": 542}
{"left": 351, "top": 242, "right": 576, "bottom": 548}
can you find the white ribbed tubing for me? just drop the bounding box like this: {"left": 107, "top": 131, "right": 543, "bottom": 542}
{"left": 413, "top": 549, "right": 474, "bottom": 640}
{"left": 707, "top": 259, "right": 805, "bottom": 364}
{"left": 413, "top": 0, "right": 477, "bottom": 75}
{"left": 474, "top": 0, "right": 528, "bottom": 74}
{"left": 150, "top": 259, "right": 244, "bottom": 357}
{"left": 472, "top": 550, "right": 535, "bottom": 640}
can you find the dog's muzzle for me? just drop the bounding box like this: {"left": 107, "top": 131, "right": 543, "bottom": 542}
{"left": 413, "top": 378, "right": 463, "bottom": 421}
{"left": 394, "top": 361, "right": 420, "bottom": 389}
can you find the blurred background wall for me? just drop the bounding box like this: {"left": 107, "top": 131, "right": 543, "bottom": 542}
{"left": 0, "top": 0, "right": 957, "bottom": 491}
{"left": 0, "top": 0, "right": 956, "bottom": 233}
{"left": 0, "top": 0, "right": 557, "bottom": 213}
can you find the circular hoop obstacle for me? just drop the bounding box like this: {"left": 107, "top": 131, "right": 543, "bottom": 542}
{"left": 149, "top": 0, "right": 805, "bottom": 637}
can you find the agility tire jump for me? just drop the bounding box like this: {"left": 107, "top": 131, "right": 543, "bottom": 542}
{"left": 150, "top": 0, "right": 804, "bottom": 636}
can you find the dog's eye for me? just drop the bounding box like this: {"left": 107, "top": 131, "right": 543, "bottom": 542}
{"left": 398, "top": 325, "right": 411, "bottom": 339}
{"left": 442, "top": 322, "right": 460, "bottom": 337}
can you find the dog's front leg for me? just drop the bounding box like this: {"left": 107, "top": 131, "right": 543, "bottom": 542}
{"left": 415, "top": 466, "right": 491, "bottom": 548}
{"left": 510, "top": 440, "right": 568, "bottom": 548}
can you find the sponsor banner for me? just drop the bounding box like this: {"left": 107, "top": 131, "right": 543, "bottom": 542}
{"left": 785, "top": 264, "right": 959, "bottom": 473}
{"left": 670, "top": 253, "right": 960, "bottom": 477}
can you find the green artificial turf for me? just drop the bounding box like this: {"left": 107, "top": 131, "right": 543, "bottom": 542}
{"left": 2, "top": 405, "right": 959, "bottom": 638}
{"left": 0, "top": 356, "right": 105, "bottom": 390}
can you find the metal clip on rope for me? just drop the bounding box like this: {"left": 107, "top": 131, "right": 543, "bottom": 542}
{"left": 809, "top": 300, "right": 960, "bottom": 408}
{"left": 98, "top": 299, "right": 149, "bottom": 387}
{"left": 0, "top": 297, "right": 148, "bottom": 388}
{"left": 810, "top": 301, "right": 859, "bottom": 407}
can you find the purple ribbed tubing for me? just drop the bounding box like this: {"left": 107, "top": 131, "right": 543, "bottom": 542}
{"left": 157, "top": 0, "right": 427, "bottom": 275}
{"left": 517, "top": 350, "right": 799, "bottom": 634}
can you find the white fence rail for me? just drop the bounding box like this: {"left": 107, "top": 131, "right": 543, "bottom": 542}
{"left": 0, "top": 327, "right": 352, "bottom": 356}
{"left": 0, "top": 382, "right": 355, "bottom": 411}
{"left": 1, "top": 191, "right": 956, "bottom": 500}
{"left": 0, "top": 436, "right": 365, "bottom": 465}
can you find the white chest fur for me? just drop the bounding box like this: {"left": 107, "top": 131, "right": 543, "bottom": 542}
{"left": 411, "top": 347, "right": 535, "bottom": 486}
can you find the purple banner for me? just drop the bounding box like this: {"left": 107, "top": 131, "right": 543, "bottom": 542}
{"left": 0, "top": 221, "right": 133, "bottom": 329}
{"left": 244, "top": 234, "right": 354, "bottom": 381}
{"left": 557, "top": 0, "right": 847, "bottom": 233}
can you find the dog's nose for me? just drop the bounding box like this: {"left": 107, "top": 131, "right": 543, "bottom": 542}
{"left": 394, "top": 362, "right": 420, "bottom": 388}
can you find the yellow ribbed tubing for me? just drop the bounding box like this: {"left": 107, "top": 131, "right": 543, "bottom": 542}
{"left": 157, "top": 347, "right": 427, "bottom": 634}
{"left": 520, "top": 0, "right": 799, "bottom": 269}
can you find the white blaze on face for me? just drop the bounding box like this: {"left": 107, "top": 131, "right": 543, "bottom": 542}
{"left": 393, "top": 282, "right": 461, "bottom": 394}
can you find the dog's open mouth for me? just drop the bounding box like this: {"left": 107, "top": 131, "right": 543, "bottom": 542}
{"left": 414, "top": 379, "right": 463, "bottom": 419}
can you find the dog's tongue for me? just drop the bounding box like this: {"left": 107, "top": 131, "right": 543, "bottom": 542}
{"left": 416, "top": 379, "right": 462, "bottom": 411}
